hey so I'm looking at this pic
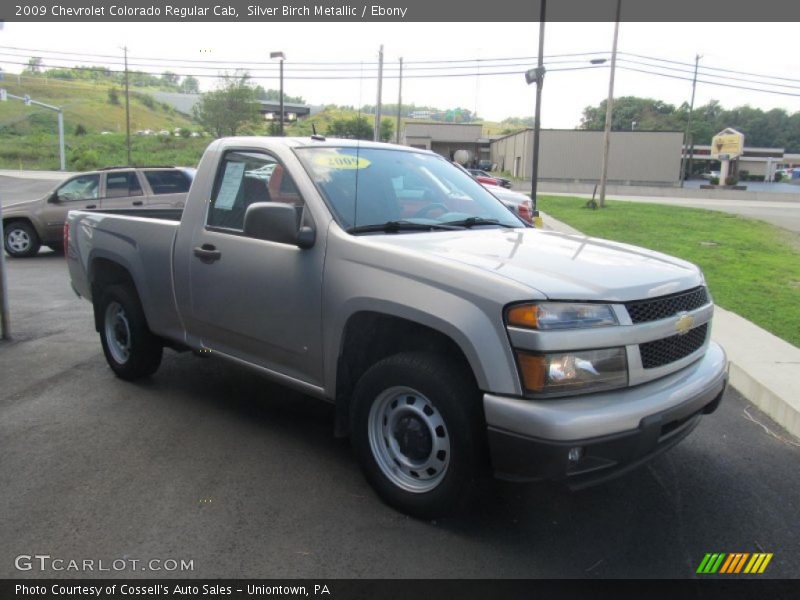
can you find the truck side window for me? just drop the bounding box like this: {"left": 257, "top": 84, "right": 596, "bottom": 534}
{"left": 144, "top": 170, "right": 192, "bottom": 195}
{"left": 105, "top": 171, "right": 143, "bottom": 198}
{"left": 56, "top": 174, "right": 100, "bottom": 202}
{"left": 207, "top": 151, "right": 304, "bottom": 232}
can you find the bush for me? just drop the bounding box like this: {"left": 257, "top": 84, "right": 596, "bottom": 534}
{"left": 74, "top": 124, "right": 88, "bottom": 136}
{"left": 710, "top": 177, "right": 720, "bottom": 185}
{"left": 724, "top": 175, "right": 738, "bottom": 186}
{"left": 107, "top": 88, "right": 120, "bottom": 105}
{"left": 775, "top": 172, "right": 784, "bottom": 182}
{"left": 69, "top": 147, "right": 101, "bottom": 171}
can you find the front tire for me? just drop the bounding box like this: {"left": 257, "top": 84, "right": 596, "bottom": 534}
{"left": 352, "top": 352, "right": 486, "bottom": 518}
{"left": 98, "top": 284, "right": 163, "bottom": 380}
{"left": 3, "top": 221, "right": 41, "bottom": 258}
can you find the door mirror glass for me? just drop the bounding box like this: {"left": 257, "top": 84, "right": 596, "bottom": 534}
{"left": 47, "top": 192, "right": 60, "bottom": 204}
{"left": 243, "top": 202, "right": 314, "bottom": 248}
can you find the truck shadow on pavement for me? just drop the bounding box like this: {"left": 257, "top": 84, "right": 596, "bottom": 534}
{"left": 114, "top": 349, "right": 798, "bottom": 578}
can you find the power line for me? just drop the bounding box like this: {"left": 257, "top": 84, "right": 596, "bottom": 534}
{"left": 617, "top": 65, "right": 800, "bottom": 98}
{"left": 0, "top": 58, "right": 606, "bottom": 80}
{"left": 0, "top": 50, "right": 606, "bottom": 73}
{"left": 620, "top": 51, "right": 800, "bottom": 85}
{"left": 0, "top": 44, "right": 608, "bottom": 66}
{"left": 617, "top": 57, "right": 800, "bottom": 91}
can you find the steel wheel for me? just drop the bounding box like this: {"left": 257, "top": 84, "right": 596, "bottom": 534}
{"left": 368, "top": 385, "right": 451, "bottom": 493}
{"left": 104, "top": 301, "right": 131, "bottom": 364}
{"left": 7, "top": 228, "right": 32, "bottom": 253}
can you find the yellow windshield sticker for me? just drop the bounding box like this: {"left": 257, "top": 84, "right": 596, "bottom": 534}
{"left": 313, "top": 154, "right": 371, "bottom": 170}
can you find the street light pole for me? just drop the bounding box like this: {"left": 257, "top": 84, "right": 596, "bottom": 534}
{"left": 270, "top": 51, "right": 286, "bottom": 135}
{"left": 598, "top": 0, "right": 622, "bottom": 208}
{"left": 525, "top": 0, "right": 547, "bottom": 216}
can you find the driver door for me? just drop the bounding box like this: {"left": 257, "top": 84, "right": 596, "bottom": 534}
{"left": 42, "top": 173, "right": 101, "bottom": 240}
{"left": 184, "top": 149, "right": 325, "bottom": 387}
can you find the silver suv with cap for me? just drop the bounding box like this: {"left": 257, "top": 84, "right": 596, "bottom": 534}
{"left": 65, "top": 137, "right": 727, "bottom": 517}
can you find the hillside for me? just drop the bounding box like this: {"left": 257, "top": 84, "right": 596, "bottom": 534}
{"left": 0, "top": 77, "right": 194, "bottom": 135}
{"left": 0, "top": 77, "right": 202, "bottom": 170}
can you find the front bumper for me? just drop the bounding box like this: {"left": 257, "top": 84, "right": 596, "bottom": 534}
{"left": 483, "top": 342, "right": 727, "bottom": 488}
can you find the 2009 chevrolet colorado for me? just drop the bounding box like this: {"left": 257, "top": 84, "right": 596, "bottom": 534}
{"left": 66, "top": 137, "right": 727, "bottom": 517}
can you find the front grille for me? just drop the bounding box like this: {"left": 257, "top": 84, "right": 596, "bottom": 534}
{"left": 625, "top": 287, "right": 709, "bottom": 324}
{"left": 639, "top": 323, "right": 708, "bottom": 369}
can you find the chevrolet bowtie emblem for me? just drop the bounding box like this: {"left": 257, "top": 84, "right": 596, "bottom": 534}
{"left": 675, "top": 313, "right": 695, "bottom": 335}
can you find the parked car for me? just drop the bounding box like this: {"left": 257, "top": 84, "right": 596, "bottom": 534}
{"left": 469, "top": 169, "right": 512, "bottom": 188}
{"left": 453, "top": 162, "right": 531, "bottom": 222}
{"left": 66, "top": 137, "right": 726, "bottom": 518}
{"left": 3, "top": 166, "right": 195, "bottom": 258}
{"left": 483, "top": 185, "right": 534, "bottom": 224}
{"left": 701, "top": 170, "right": 720, "bottom": 181}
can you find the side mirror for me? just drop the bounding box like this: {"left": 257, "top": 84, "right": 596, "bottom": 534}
{"left": 47, "top": 192, "right": 60, "bottom": 204}
{"left": 243, "top": 202, "right": 315, "bottom": 249}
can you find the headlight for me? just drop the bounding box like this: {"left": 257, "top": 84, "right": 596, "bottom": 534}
{"left": 516, "top": 347, "right": 628, "bottom": 395}
{"left": 507, "top": 302, "right": 617, "bottom": 330}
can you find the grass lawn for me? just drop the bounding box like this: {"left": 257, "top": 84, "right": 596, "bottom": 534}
{"left": 538, "top": 195, "right": 800, "bottom": 348}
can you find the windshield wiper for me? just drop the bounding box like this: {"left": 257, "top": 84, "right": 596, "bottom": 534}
{"left": 440, "top": 217, "right": 516, "bottom": 229}
{"left": 347, "top": 220, "right": 464, "bottom": 234}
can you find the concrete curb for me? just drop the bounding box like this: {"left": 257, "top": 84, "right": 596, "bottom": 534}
{"left": 538, "top": 210, "right": 800, "bottom": 440}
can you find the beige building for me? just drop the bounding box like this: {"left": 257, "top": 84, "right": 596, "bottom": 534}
{"left": 490, "top": 129, "right": 684, "bottom": 185}
{"left": 401, "top": 123, "right": 491, "bottom": 164}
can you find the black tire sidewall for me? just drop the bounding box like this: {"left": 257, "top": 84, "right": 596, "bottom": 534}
{"left": 352, "top": 352, "right": 484, "bottom": 518}
{"left": 4, "top": 221, "right": 41, "bottom": 258}
{"left": 98, "top": 284, "right": 163, "bottom": 380}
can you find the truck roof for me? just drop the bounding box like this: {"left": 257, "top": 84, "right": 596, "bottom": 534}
{"left": 216, "top": 136, "right": 434, "bottom": 154}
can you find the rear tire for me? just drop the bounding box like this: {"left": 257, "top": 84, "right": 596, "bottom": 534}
{"left": 351, "top": 351, "right": 486, "bottom": 518}
{"left": 3, "top": 221, "right": 41, "bottom": 258}
{"left": 97, "top": 284, "right": 163, "bottom": 380}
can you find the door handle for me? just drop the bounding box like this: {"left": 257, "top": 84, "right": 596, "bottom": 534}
{"left": 193, "top": 244, "right": 221, "bottom": 263}
{"left": 85, "top": 204, "right": 97, "bottom": 209}
{"left": 132, "top": 200, "right": 143, "bottom": 206}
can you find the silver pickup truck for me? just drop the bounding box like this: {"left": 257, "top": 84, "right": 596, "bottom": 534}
{"left": 66, "top": 137, "right": 727, "bottom": 517}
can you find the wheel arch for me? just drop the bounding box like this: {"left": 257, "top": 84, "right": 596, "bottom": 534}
{"left": 333, "top": 310, "right": 482, "bottom": 438}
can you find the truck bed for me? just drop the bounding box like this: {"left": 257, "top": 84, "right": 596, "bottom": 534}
{"left": 67, "top": 208, "right": 185, "bottom": 344}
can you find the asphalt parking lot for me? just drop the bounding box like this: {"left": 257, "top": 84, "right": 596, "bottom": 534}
{"left": 1, "top": 247, "right": 799, "bottom": 579}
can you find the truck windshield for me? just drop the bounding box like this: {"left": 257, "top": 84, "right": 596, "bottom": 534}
{"left": 295, "top": 146, "right": 523, "bottom": 232}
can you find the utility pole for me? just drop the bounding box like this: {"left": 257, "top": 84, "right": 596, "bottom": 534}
{"left": 374, "top": 44, "right": 384, "bottom": 142}
{"left": 680, "top": 54, "right": 701, "bottom": 186}
{"left": 123, "top": 46, "right": 131, "bottom": 165}
{"left": 525, "top": 0, "right": 547, "bottom": 216}
{"left": 598, "top": 0, "right": 621, "bottom": 208}
{"left": 396, "top": 57, "right": 403, "bottom": 144}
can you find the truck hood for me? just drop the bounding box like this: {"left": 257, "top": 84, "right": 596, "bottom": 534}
{"left": 3, "top": 198, "right": 40, "bottom": 211}
{"left": 367, "top": 228, "right": 704, "bottom": 302}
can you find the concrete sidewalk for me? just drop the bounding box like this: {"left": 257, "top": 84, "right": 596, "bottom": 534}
{"left": 539, "top": 210, "right": 800, "bottom": 440}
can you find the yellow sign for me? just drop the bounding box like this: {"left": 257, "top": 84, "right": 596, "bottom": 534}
{"left": 711, "top": 129, "right": 744, "bottom": 159}
{"left": 312, "top": 153, "right": 371, "bottom": 170}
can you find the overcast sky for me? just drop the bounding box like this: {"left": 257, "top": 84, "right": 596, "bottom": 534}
{"left": 1, "top": 21, "right": 798, "bottom": 127}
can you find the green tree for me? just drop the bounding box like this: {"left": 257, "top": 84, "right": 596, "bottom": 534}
{"left": 24, "top": 57, "right": 43, "bottom": 74}
{"left": 380, "top": 118, "right": 393, "bottom": 142}
{"left": 192, "top": 72, "right": 261, "bottom": 137}
{"left": 181, "top": 76, "right": 200, "bottom": 94}
{"left": 253, "top": 85, "right": 305, "bottom": 104}
{"left": 107, "top": 87, "right": 120, "bottom": 105}
{"left": 161, "top": 71, "right": 180, "bottom": 87}
{"left": 327, "top": 116, "right": 373, "bottom": 139}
